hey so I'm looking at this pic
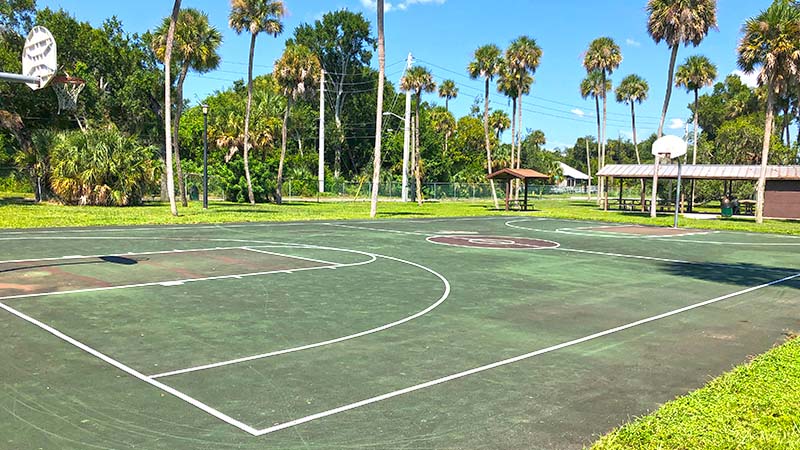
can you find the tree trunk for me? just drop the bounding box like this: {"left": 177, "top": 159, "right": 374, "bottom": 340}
{"left": 690, "top": 88, "right": 699, "bottom": 210}
{"left": 276, "top": 98, "right": 291, "bottom": 205}
{"left": 334, "top": 73, "right": 345, "bottom": 179}
{"left": 756, "top": 84, "right": 776, "bottom": 224}
{"left": 516, "top": 91, "right": 523, "bottom": 200}
{"left": 652, "top": 44, "right": 679, "bottom": 217}
{"left": 632, "top": 102, "right": 645, "bottom": 211}
{"left": 243, "top": 33, "right": 257, "bottom": 204}
{"left": 415, "top": 95, "right": 423, "bottom": 206}
{"left": 657, "top": 45, "right": 679, "bottom": 137}
{"left": 594, "top": 95, "right": 602, "bottom": 206}
{"left": 585, "top": 137, "right": 592, "bottom": 201}
{"left": 163, "top": 0, "right": 181, "bottom": 217}
{"left": 483, "top": 78, "right": 499, "bottom": 208}
{"left": 173, "top": 63, "right": 190, "bottom": 207}
{"left": 369, "top": 0, "right": 385, "bottom": 218}
{"left": 600, "top": 70, "right": 608, "bottom": 210}
{"left": 510, "top": 96, "right": 517, "bottom": 200}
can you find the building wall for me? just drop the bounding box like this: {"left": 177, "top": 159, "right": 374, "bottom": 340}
{"left": 764, "top": 180, "right": 800, "bottom": 219}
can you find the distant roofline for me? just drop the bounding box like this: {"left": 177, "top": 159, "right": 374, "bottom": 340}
{"left": 597, "top": 164, "right": 800, "bottom": 181}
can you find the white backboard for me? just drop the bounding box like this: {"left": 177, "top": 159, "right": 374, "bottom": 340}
{"left": 22, "top": 26, "right": 57, "bottom": 90}
{"left": 652, "top": 135, "right": 687, "bottom": 160}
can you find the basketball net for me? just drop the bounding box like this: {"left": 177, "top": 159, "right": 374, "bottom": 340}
{"left": 52, "top": 75, "right": 85, "bottom": 114}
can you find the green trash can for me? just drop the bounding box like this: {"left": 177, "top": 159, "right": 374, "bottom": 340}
{"left": 720, "top": 197, "right": 733, "bottom": 218}
{"left": 189, "top": 185, "right": 199, "bottom": 201}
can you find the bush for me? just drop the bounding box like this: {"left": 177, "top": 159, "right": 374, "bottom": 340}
{"left": 49, "top": 129, "right": 158, "bottom": 206}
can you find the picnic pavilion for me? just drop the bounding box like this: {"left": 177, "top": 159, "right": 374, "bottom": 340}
{"left": 487, "top": 168, "right": 550, "bottom": 211}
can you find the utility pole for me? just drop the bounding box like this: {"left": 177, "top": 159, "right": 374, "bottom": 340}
{"left": 318, "top": 69, "right": 325, "bottom": 193}
{"left": 401, "top": 53, "right": 413, "bottom": 202}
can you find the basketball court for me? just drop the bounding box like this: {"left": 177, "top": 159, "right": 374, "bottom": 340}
{"left": 1, "top": 217, "right": 798, "bottom": 449}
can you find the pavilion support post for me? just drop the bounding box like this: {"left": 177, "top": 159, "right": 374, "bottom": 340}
{"left": 505, "top": 180, "right": 510, "bottom": 211}
{"left": 524, "top": 179, "right": 529, "bottom": 211}
{"left": 618, "top": 178, "right": 623, "bottom": 210}
{"left": 603, "top": 177, "right": 609, "bottom": 211}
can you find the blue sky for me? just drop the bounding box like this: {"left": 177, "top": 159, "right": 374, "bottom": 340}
{"left": 38, "top": 0, "right": 771, "bottom": 150}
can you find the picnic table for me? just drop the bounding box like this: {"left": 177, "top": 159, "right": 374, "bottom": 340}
{"left": 612, "top": 198, "right": 669, "bottom": 212}
{"left": 738, "top": 199, "right": 756, "bottom": 215}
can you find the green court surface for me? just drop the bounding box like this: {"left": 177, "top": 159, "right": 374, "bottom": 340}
{"left": 1, "top": 217, "right": 798, "bottom": 450}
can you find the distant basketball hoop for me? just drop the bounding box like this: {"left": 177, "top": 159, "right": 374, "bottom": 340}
{"left": 52, "top": 75, "right": 86, "bottom": 114}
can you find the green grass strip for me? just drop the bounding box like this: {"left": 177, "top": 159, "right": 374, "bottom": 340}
{"left": 591, "top": 337, "right": 800, "bottom": 450}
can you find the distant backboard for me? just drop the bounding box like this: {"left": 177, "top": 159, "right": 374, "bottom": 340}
{"left": 22, "top": 26, "right": 57, "bottom": 90}
{"left": 652, "top": 135, "right": 687, "bottom": 160}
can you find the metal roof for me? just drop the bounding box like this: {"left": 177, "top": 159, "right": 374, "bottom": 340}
{"left": 487, "top": 168, "right": 550, "bottom": 180}
{"left": 596, "top": 164, "right": 800, "bottom": 180}
{"left": 558, "top": 162, "right": 590, "bottom": 180}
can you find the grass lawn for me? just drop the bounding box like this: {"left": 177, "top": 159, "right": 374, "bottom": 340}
{"left": 591, "top": 337, "right": 800, "bottom": 450}
{"left": 1, "top": 193, "right": 798, "bottom": 235}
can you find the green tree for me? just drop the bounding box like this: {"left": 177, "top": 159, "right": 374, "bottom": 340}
{"left": 153, "top": 8, "right": 222, "bottom": 207}
{"left": 489, "top": 109, "right": 511, "bottom": 141}
{"left": 675, "top": 55, "right": 717, "bottom": 165}
{"left": 438, "top": 79, "right": 458, "bottom": 112}
{"left": 583, "top": 37, "right": 622, "bottom": 208}
{"left": 229, "top": 0, "right": 284, "bottom": 204}
{"left": 580, "top": 70, "right": 610, "bottom": 200}
{"left": 738, "top": 0, "right": 800, "bottom": 223}
{"left": 400, "top": 66, "right": 436, "bottom": 206}
{"left": 274, "top": 44, "right": 320, "bottom": 204}
{"left": 429, "top": 107, "right": 456, "bottom": 174}
{"left": 468, "top": 44, "right": 503, "bottom": 208}
{"left": 291, "top": 10, "right": 375, "bottom": 179}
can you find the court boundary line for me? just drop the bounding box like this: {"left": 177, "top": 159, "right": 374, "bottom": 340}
{"left": 244, "top": 271, "right": 800, "bottom": 436}
{"left": 0, "top": 299, "right": 262, "bottom": 436}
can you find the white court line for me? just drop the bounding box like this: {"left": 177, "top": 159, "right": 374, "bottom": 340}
{"left": 0, "top": 300, "right": 262, "bottom": 436}
{"left": 506, "top": 219, "right": 800, "bottom": 245}
{"left": 425, "top": 235, "right": 561, "bottom": 251}
{"left": 240, "top": 247, "right": 341, "bottom": 266}
{"left": 324, "top": 223, "right": 431, "bottom": 236}
{"left": 0, "top": 244, "right": 298, "bottom": 266}
{"left": 150, "top": 250, "right": 450, "bottom": 379}
{"left": 249, "top": 271, "right": 800, "bottom": 436}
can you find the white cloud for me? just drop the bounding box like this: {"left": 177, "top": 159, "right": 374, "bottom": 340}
{"left": 731, "top": 69, "right": 759, "bottom": 88}
{"left": 361, "top": 0, "right": 445, "bottom": 12}
{"left": 625, "top": 38, "right": 641, "bottom": 47}
{"left": 571, "top": 108, "right": 585, "bottom": 117}
{"left": 668, "top": 118, "right": 685, "bottom": 130}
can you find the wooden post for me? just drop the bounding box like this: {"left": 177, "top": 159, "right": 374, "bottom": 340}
{"left": 604, "top": 177, "right": 609, "bottom": 211}
{"left": 505, "top": 179, "right": 510, "bottom": 211}
{"left": 618, "top": 178, "right": 623, "bottom": 210}
{"left": 524, "top": 179, "right": 529, "bottom": 211}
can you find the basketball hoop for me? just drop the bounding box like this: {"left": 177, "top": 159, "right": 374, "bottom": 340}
{"left": 51, "top": 75, "right": 85, "bottom": 114}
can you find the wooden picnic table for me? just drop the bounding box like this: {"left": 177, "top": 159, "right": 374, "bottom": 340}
{"left": 612, "top": 198, "right": 669, "bottom": 211}
{"left": 739, "top": 199, "right": 756, "bottom": 215}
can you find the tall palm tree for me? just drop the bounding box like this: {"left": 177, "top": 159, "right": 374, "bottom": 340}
{"left": 400, "top": 66, "right": 436, "bottom": 206}
{"left": 738, "top": 0, "right": 800, "bottom": 223}
{"left": 274, "top": 44, "right": 320, "bottom": 204}
{"left": 647, "top": 0, "right": 717, "bottom": 217}
{"left": 489, "top": 109, "right": 511, "bottom": 142}
{"left": 497, "top": 64, "right": 530, "bottom": 167}
{"left": 583, "top": 37, "right": 622, "bottom": 209}
{"left": 505, "top": 36, "right": 542, "bottom": 177}
{"left": 675, "top": 55, "right": 717, "bottom": 165}
{"left": 369, "top": 0, "right": 385, "bottom": 218}
{"left": 153, "top": 9, "right": 222, "bottom": 207}
{"left": 580, "top": 70, "right": 610, "bottom": 202}
{"left": 615, "top": 74, "right": 650, "bottom": 210}
{"left": 229, "top": 0, "right": 284, "bottom": 204}
{"left": 163, "top": 0, "right": 181, "bottom": 216}
{"left": 438, "top": 79, "right": 458, "bottom": 112}
{"left": 468, "top": 44, "right": 503, "bottom": 208}
{"left": 676, "top": 55, "right": 716, "bottom": 210}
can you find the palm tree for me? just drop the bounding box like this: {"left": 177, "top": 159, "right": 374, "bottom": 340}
{"left": 583, "top": 37, "right": 622, "bottom": 209}
{"left": 274, "top": 44, "right": 321, "bottom": 205}
{"left": 400, "top": 66, "right": 436, "bottom": 206}
{"left": 505, "top": 36, "right": 542, "bottom": 177}
{"left": 676, "top": 55, "right": 716, "bottom": 210}
{"left": 675, "top": 55, "right": 717, "bottom": 165}
{"left": 438, "top": 79, "right": 458, "bottom": 112}
{"left": 229, "top": 0, "right": 284, "bottom": 204}
{"left": 468, "top": 44, "right": 503, "bottom": 208}
{"left": 615, "top": 74, "right": 650, "bottom": 210}
{"left": 489, "top": 109, "right": 511, "bottom": 142}
{"left": 369, "top": 0, "right": 385, "bottom": 218}
{"left": 153, "top": 8, "right": 222, "bottom": 207}
{"left": 430, "top": 108, "right": 456, "bottom": 164}
{"left": 738, "top": 0, "right": 800, "bottom": 223}
{"left": 647, "top": 0, "right": 717, "bottom": 217}
{"left": 580, "top": 70, "right": 610, "bottom": 202}
{"left": 163, "top": 0, "right": 181, "bottom": 216}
